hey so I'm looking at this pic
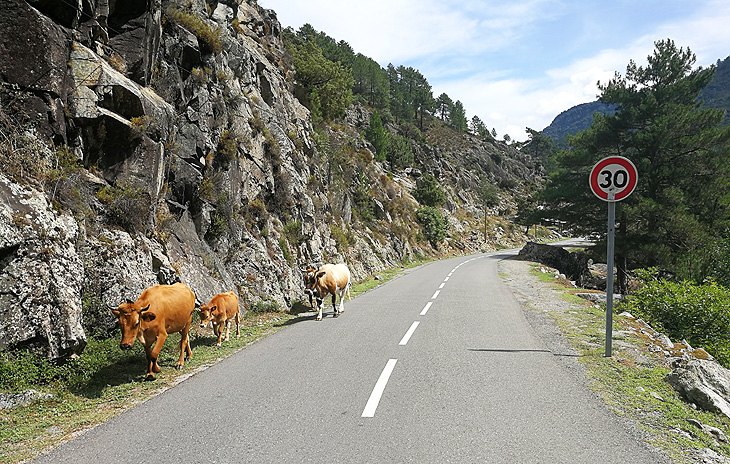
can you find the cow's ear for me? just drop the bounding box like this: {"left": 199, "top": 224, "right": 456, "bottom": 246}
{"left": 210, "top": 305, "right": 217, "bottom": 312}
{"left": 126, "top": 298, "right": 134, "bottom": 304}
{"left": 110, "top": 309, "right": 121, "bottom": 317}
{"left": 316, "top": 270, "right": 327, "bottom": 279}
{"left": 141, "top": 312, "right": 156, "bottom": 322}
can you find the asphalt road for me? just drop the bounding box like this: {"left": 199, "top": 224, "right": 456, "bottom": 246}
{"left": 33, "top": 249, "right": 667, "bottom": 463}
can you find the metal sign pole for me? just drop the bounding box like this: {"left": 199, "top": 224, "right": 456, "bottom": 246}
{"left": 605, "top": 198, "right": 615, "bottom": 357}
{"left": 590, "top": 156, "right": 636, "bottom": 358}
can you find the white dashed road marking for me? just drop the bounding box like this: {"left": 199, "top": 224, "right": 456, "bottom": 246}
{"left": 362, "top": 359, "right": 398, "bottom": 418}
{"left": 399, "top": 321, "right": 420, "bottom": 346}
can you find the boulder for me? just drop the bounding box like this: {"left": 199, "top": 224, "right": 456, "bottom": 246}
{"left": 666, "top": 358, "right": 730, "bottom": 419}
{"left": 518, "top": 242, "right": 592, "bottom": 287}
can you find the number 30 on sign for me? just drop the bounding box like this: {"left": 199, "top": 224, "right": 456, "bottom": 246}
{"left": 589, "top": 156, "right": 638, "bottom": 202}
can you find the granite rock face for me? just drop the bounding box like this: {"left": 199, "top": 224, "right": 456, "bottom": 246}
{"left": 0, "top": 174, "right": 86, "bottom": 359}
{"left": 0, "top": 0, "right": 538, "bottom": 360}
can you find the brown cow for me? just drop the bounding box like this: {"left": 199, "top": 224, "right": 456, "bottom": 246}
{"left": 306, "top": 263, "right": 352, "bottom": 321}
{"left": 111, "top": 282, "right": 196, "bottom": 381}
{"left": 198, "top": 291, "right": 240, "bottom": 346}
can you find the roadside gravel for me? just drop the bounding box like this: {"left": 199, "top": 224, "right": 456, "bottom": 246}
{"left": 498, "top": 255, "right": 676, "bottom": 463}
{"left": 499, "top": 256, "right": 587, "bottom": 376}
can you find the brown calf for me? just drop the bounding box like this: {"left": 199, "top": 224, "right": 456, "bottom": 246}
{"left": 111, "top": 282, "right": 196, "bottom": 381}
{"left": 199, "top": 291, "right": 241, "bottom": 346}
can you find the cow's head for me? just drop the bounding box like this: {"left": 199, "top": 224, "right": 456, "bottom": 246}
{"left": 111, "top": 300, "right": 153, "bottom": 350}
{"left": 198, "top": 303, "right": 217, "bottom": 328}
{"left": 300, "top": 266, "right": 319, "bottom": 299}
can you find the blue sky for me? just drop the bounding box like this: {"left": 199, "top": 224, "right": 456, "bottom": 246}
{"left": 257, "top": 0, "right": 730, "bottom": 141}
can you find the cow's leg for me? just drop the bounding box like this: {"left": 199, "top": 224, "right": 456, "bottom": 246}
{"left": 178, "top": 323, "right": 192, "bottom": 367}
{"left": 234, "top": 312, "right": 241, "bottom": 337}
{"left": 315, "top": 299, "right": 323, "bottom": 321}
{"left": 223, "top": 320, "right": 231, "bottom": 342}
{"left": 338, "top": 289, "right": 346, "bottom": 314}
{"left": 331, "top": 294, "right": 339, "bottom": 317}
{"left": 177, "top": 317, "right": 193, "bottom": 367}
{"left": 214, "top": 322, "right": 223, "bottom": 346}
{"left": 144, "top": 333, "right": 167, "bottom": 381}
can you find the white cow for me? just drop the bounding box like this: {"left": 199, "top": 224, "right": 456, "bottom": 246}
{"left": 305, "top": 263, "right": 352, "bottom": 320}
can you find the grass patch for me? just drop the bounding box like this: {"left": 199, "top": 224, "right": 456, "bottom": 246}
{"left": 0, "top": 310, "right": 294, "bottom": 464}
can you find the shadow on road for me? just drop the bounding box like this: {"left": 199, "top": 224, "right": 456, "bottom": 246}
{"left": 468, "top": 348, "right": 581, "bottom": 358}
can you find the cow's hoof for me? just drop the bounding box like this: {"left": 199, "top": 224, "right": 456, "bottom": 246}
{"left": 216, "top": 343, "right": 222, "bottom": 347}
{"left": 333, "top": 313, "right": 340, "bottom": 318}
{"left": 175, "top": 364, "right": 184, "bottom": 370}
{"left": 316, "top": 316, "right": 322, "bottom": 321}
{"left": 144, "top": 374, "right": 156, "bottom": 381}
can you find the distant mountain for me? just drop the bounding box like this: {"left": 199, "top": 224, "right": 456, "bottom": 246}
{"left": 541, "top": 54, "right": 730, "bottom": 146}
{"left": 540, "top": 101, "right": 615, "bottom": 147}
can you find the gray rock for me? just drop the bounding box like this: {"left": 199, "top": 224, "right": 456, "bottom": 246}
{"left": 0, "top": 174, "right": 86, "bottom": 359}
{"left": 0, "top": 389, "right": 54, "bottom": 410}
{"left": 518, "top": 242, "right": 592, "bottom": 287}
{"left": 666, "top": 359, "right": 730, "bottom": 419}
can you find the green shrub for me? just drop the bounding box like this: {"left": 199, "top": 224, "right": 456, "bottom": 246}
{"left": 365, "top": 110, "right": 388, "bottom": 161}
{"left": 215, "top": 129, "right": 239, "bottom": 167}
{"left": 416, "top": 206, "right": 448, "bottom": 248}
{"left": 165, "top": 7, "right": 223, "bottom": 53}
{"left": 413, "top": 173, "right": 445, "bottom": 207}
{"left": 387, "top": 133, "right": 414, "bottom": 169}
{"left": 279, "top": 238, "right": 293, "bottom": 265}
{"left": 330, "top": 224, "right": 353, "bottom": 250}
{"left": 249, "top": 300, "right": 281, "bottom": 314}
{"left": 96, "top": 181, "right": 151, "bottom": 233}
{"left": 620, "top": 269, "right": 730, "bottom": 366}
{"left": 282, "top": 220, "right": 303, "bottom": 247}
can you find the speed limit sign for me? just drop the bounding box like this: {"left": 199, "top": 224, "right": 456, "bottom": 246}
{"left": 589, "top": 156, "right": 638, "bottom": 202}
{"left": 589, "top": 156, "right": 638, "bottom": 357}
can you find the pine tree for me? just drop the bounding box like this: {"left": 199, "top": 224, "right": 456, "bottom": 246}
{"left": 450, "top": 100, "right": 467, "bottom": 131}
{"left": 539, "top": 39, "right": 730, "bottom": 284}
{"left": 365, "top": 110, "right": 389, "bottom": 162}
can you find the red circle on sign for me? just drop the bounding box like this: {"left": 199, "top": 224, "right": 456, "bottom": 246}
{"left": 589, "top": 156, "right": 638, "bottom": 201}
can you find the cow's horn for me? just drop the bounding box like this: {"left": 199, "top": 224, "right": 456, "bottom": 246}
{"left": 140, "top": 304, "right": 151, "bottom": 312}
{"left": 125, "top": 298, "right": 134, "bottom": 304}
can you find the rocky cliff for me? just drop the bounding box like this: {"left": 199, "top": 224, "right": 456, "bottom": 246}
{"left": 0, "top": 0, "right": 541, "bottom": 361}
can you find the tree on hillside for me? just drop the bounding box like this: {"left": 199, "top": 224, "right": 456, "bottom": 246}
{"left": 436, "top": 93, "right": 453, "bottom": 121}
{"left": 522, "top": 128, "right": 557, "bottom": 169}
{"left": 387, "top": 133, "right": 414, "bottom": 169}
{"left": 539, "top": 39, "right": 730, "bottom": 287}
{"left": 477, "top": 178, "right": 500, "bottom": 240}
{"left": 417, "top": 206, "right": 448, "bottom": 248}
{"left": 287, "top": 40, "right": 353, "bottom": 121}
{"left": 387, "top": 64, "right": 408, "bottom": 124}
{"left": 386, "top": 65, "right": 435, "bottom": 130}
{"left": 352, "top": 53, "right": 389, "bottom": 111}
{"left": 365, "top": 110, "right": 389, "bottom": 161}
{"left": 470, "top": 116, "right": 490, "bottom": 139}
{"left": 413, "top": 173, "right": 446, "bottom": 207}
{"left": 450, "top": 100, "right": 468, "bottom": 131}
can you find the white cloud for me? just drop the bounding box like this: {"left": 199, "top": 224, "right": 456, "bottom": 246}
{"left": 260, "top": 0, "right": 730, "bottom": 142}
